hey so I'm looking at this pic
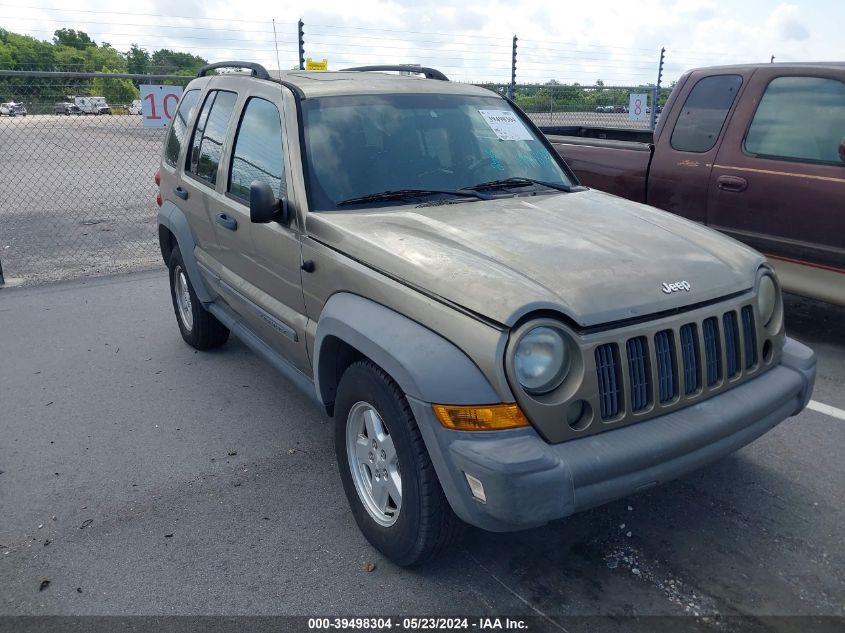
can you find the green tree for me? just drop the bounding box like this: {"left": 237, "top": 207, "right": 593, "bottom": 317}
{"left": 150, "top": 49, "right": 206, "bottom": 74}
{"left": 8, "top": 32, "right": 56, "bottom": 70}
{"left": 85, "top": 43, "right": 128, "bottom": 73}
{"left": 53, "top": 28, "right": 96, "bottom": 50}
{"left": 126, "top": 44, "right": 150, "bottom": 75}
{"left": 0, "top": 42, "right": 13, "bottom": 69}
{"left": 54, "top": 44, "right": 87, "bottom": 71}
{"left": 92, "top": 67, "right": 139, "bottom": 104}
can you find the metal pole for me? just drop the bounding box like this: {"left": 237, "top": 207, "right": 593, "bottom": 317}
{"left": 509, "top": 35, "right": 517, "bottom": 100}
{"left": 298, "top": 20, "right": 305, "bottom": 71}
{"left": 650, "top": 47, "right": 665, "bottom": 130}
{"left": 0, "top": 256, "right": 5, "bottom": 287}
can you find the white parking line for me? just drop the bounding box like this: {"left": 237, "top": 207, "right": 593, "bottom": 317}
{"left": 808, "top": 400, "right": 845, "bottom": 421}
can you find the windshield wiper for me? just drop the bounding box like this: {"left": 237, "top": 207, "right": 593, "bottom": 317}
{"left": 462, "top": 177, "right": 574, "bottom": 193}
{"left": 337, "top": 188, "right": 489, "bottom": 207}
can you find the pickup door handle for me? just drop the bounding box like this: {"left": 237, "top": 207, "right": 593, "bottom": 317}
{"left": 716, "top": 175, "right": 748, "bottom": 192}
{"left": 215, "top": 213, "right": 238, "bottom": 231}
{"left": 174, "top": 186, "right": 189, "bottom": 200}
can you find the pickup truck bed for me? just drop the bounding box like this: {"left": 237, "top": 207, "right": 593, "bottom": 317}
{"left": 546, "top": 135, "right": 652, "bottom": 203}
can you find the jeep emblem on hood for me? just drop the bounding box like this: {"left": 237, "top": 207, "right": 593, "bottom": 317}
{"left": 662, "top": 281, "right": 692, "bottom": 294}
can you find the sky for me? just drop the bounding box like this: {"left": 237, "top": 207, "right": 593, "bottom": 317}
{"left": 1, "top": 0, "right": 841, "bottom": 85}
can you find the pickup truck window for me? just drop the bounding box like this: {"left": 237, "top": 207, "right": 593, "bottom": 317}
{"left": 302, "top": 94, "right": 572, "bottom": 210}
{"left": 671, "top": 74, "right": 742, "bottom": 153}
{"left": 187, "top": 90, "right": 237, "bottom": 185}
{"left": 744, "top": 76, "right": 845, "bottom": 165}
{"left": 228, "top": 97, "right": 285, "bottom": 202}
{"left": 164, "top": 89, "right": 199, "bottom": 167}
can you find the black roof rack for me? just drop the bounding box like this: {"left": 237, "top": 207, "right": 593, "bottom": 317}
{"left": 197, "top": 61, "right": 271, "bottom": 80}
{"left": 341, "top": 65, "right": 449, "bottom": 81}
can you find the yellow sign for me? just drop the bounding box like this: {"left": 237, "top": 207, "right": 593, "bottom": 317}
{"left": 305, "top": 58, "right": 328, "bottom": 71}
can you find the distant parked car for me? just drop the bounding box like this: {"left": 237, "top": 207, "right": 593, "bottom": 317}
{"left": 54, "top": 101, "right": 81, "bottom": 115}
{"left": 73, "top": 96, "right": 112, "bottom": 115}
{"left": 613, "top": 105, "right": 627, "bottom": 113}
{"left": 129, "top": 99, "right": 143, "bottom": 115}
{"left": 0, "top": 102, "right": 27, "bottom": 116}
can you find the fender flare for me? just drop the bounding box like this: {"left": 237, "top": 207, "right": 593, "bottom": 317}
{"left": 157, "top": 201, "right": 212, "bottom": 304}
{"left": 314, "top": 293, "right": 500, "bottom": 409}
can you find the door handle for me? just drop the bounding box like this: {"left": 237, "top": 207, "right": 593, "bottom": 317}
{"left": 215, "top": 213, "right": 238, "bottom": 231}
{"left": 716, "top": 175, "right": 748, "bottom": 192}
{"left": 174, "top": 186, "right": 189, "bottom": 200}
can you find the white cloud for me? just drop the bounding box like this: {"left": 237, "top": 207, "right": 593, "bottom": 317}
{"left": 1, "top": 0, "right": 837, "bottom": 84}
{"left": 767, "top": 3, "right": 810, "bottom": 41}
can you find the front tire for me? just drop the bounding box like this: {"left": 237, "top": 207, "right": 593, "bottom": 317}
{"left": 335, "top": 360, "right": 462, "bottom": 566}
{"left": 168, "top": 247, "right": 229, "bottom": 350}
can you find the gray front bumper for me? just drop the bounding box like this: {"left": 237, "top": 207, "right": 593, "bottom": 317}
{"left": 409, "top": 337, "right": 816, "bottom": 532}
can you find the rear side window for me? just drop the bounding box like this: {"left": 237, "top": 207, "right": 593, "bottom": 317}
{"left": 228, "top": 97, "right": 285, "bottom": 202}
{"left": 745, "top": 76, "right": 845, "bottom": 164}
{"left": 163, "top": 89, "right": 199, "bottom": 167}
{"left": 671, "top": 75, "right": 742, "bottom": 153}
{"left": 187, "top": 90, "right": 237, "bottom": 185}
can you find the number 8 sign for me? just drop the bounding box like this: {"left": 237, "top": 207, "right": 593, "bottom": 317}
{"left": 140, "top": 85, "right": 184, "bottom": 129}
{"left": 628, "top": 93, "right": 648, "bottom": 122}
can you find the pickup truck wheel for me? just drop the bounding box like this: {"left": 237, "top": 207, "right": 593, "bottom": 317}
{"left": 335, "top": 360, "right": 462, "bottom": 566}
{"left": 168, "top": 247, "right": 229, "bottom": 350}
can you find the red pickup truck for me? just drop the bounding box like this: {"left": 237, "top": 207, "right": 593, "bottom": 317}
{"left": 544, "top": 63, "right": 845, "bottom": 306}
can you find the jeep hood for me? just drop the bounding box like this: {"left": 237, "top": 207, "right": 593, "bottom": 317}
{"left": 305, "top": 190, "right": 764, "bottom": 327}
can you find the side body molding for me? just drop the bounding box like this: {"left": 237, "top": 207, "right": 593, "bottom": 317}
{"left": 314, "top": 293, "right": 501, "bottom": 409}
{"left": 157, "top": 201, "right": 212, "bottom": 304}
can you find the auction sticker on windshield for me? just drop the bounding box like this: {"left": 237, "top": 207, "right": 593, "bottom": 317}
{"left": 478, "top": 110, "right": 533, "bottom": 141}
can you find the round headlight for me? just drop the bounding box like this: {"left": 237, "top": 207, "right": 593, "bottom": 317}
{"left": 757, "top": 275, "right": 777, "bottom": 325}
{"left": 514, "top": 326, "right": 569, "bottom": 394}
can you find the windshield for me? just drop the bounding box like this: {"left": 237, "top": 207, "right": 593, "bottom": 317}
{"left": 302, "top": 93, "right": 574, "bottom": 210}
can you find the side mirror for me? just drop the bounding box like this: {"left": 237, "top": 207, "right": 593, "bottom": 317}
{"left": 839, "top": 137, "right": 845, "bottom": 163}
{"left": 249, "top": 180, "right": 288, "bottom": 224}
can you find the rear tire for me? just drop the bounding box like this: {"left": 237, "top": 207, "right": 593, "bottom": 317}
{"left": 168, "top": 246, "right": 229, "bottom": 350}
{"left": 334, "top": 360, "right": 463, "bottom": 566}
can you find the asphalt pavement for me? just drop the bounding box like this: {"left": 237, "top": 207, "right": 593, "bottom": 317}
{"left": 0, "top": 271, "right": 843, "bottom": 629}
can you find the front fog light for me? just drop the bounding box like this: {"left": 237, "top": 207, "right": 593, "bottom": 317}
{"left": 514, "top": 326, "right": 569, "bottom": 394}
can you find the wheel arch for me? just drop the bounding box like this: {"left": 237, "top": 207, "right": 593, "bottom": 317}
{"left": 157, "top": 201, "right": 212, "bottom": 303}
{"left": 314, "top": 293, "right": 500, "bottom": 415}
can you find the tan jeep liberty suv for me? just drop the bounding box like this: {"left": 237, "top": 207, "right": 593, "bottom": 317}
{"left": 155, "top": 62, "right": 817, "bottom": 566}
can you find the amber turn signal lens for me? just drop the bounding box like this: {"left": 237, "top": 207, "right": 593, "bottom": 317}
{"left": 432, "top": 404, "right": 530, "bottom": 431}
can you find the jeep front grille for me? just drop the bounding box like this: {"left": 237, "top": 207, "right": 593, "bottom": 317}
{"left": 626, "top": 337, "right": 650, "bottom": 412}
{"left": 741, "top": 306, "right": 757, "bottom": 368}
{"left": 680, "top": 324, "right": 699, "bottom": 395}
{"left": 595, "top": 343, "right": 622, "bottom": 419}
{"left": 655, "top": 329, "right": 676, "bottom": 403}
{"left": 703, "top": 317, "right": 721, "bottom": 386}
{"left": 596, "top": 306, "right": 760, "bottom": 421}
{"left": 724, "top": 311, "right": 740, "bottom": 378}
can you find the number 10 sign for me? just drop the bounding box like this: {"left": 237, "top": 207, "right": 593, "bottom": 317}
{"left": 140, "top": 85, "right": 184, "bottom": 129}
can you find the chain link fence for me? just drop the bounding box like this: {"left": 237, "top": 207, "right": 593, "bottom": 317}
{"left": 0, "top": 70, "right": 672, "bottom": 287}
{"left": 0, "top": 71, "right": 189, "bottom": 285}
{"left": 516, "top": 84, "right": 674, "bottom": 130}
